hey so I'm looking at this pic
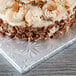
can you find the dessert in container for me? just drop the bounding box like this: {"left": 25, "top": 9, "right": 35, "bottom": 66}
{"left": 0, "top": 0, "right": 76, "bottom": 73}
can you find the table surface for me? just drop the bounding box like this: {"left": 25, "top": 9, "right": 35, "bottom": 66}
{"left": 0, "top": 42, "right": 76, "bottom": 76}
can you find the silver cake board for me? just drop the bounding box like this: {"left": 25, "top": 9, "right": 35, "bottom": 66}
{"left": 0, "top": 26, "right": 76, "bottom": 73}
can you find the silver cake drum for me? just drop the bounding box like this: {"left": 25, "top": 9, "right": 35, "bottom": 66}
{"left": 0, "top": 25, "right": 76, "bottom": 73}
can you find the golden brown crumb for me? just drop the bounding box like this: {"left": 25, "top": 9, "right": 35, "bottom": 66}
{"left": 12, "top": 3, "right": 19, "bottom": 12}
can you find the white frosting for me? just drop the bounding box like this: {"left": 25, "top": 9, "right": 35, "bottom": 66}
{"left": 5, "top": 7, "right": 25, "bottom": 26}
{"left": 0, "top": 0, "right": 76, "bottom": 27}
{"left": 0, "top": 10, "right": 7, "bottom": 22}
{"left": 0, "top": 0, "right": 14, "bottom": 10}
{"left": 25, "top": 0, "right": 76, "bottom": 27}
{"left": 54, "top": 5, "right": 68, "bottom": 21}
{"left": 0, "top": 0, "right": 15, "bottom": 23}
{"left": 25, "top": 7, "right": 43, "bottom": 26}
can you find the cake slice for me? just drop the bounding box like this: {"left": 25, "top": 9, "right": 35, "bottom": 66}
{"left": 0, "top": 0, "right": 76, "bottom": 41}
